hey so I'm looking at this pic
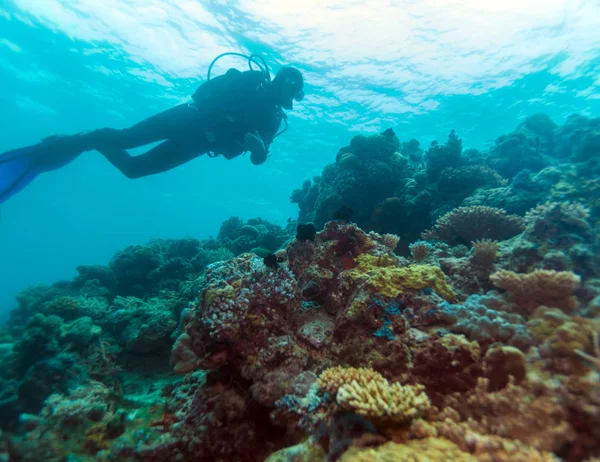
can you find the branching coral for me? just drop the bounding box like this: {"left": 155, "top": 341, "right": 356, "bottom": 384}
{"left": 336, "top": 378, "right": 431, "bottom": 425}
{"left": 422, "top": 206, "right": 525, "bottom": 244}
{"left": 317, "top": 366, "right": 431, "bottom": 425}
{"left": 316, "top": 366, "right": 385, "bottom": 396}
{"left": 490, "top": 269, "right": 581, "bottom": 314}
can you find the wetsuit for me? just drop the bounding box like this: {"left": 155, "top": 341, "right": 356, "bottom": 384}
{"left": 0, "top": 69, "right": 284, "bottom": 202}
{"left": 74, "top": 69, "right": 284, "bottom": 177}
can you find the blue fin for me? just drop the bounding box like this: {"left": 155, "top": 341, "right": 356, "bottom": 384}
{"left": 0, "top": 145, "right": 42, "bottom": 204}
{"left": 0, "top": 141, "right": 83, "bottom": 203}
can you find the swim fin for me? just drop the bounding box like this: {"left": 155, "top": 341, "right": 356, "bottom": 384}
{"left": 0, "top": 139, "right": 83, "bottom": 204}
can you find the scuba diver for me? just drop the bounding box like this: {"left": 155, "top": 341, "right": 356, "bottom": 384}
{"left": 0, "top": 53, "right": 305, "bottom": 203}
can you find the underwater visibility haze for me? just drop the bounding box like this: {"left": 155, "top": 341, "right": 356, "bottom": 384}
{"left": 0, "top": 0, "right": 600, "bottom": 460}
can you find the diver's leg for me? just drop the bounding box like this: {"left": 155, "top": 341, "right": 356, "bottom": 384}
{"left": 85, "top": 104, "right": 200, "bottom": 151}
{"left": 98, "top": 139, "right": 206, "bottom": 179}
{"left": 42, "top": 103, "right": 199, "bottom": 154}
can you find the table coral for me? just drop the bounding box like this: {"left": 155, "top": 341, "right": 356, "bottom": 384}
{"left": 490, "top": 268, "right": 581, "bottom": 314}
{"left": 422, "top": 206, "right": 525, "bottom": 244}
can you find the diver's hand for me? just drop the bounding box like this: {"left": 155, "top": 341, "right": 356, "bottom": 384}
{"left": 237, "top": 131, "right": 265, "bottom": 155}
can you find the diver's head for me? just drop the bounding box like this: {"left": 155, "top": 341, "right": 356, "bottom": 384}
{"left": 271, "top": 66, "right": 304, "bottom": 110}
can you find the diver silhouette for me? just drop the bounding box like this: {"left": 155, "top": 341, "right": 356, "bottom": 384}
{"left": 0, "top": 54, "right": 304, "bottom": 203}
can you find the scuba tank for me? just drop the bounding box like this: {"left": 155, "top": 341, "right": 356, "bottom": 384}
{"left": 192, "top": 53, "right": 270, "bottom": 106}
{"left": 192, "top": 53, "right": 290, "bottom": 157}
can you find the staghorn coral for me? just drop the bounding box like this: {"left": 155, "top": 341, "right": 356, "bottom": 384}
{"left": 422, "top": 206, "right": 525, "bottom": 244}
{"left": 336, "top": 378, "right": 431, "bottom": 425}
{"left": 490, "top": 269, "right": 581, "bottom": 314}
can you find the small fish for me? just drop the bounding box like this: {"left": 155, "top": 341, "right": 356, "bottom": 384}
{"left": 263, "top": 253, "right": 279, "bottom": 269}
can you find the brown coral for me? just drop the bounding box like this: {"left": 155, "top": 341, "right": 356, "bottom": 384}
{"left": 410, "top": 334, "right": 483, "bottom": 406}
{"left": 490, "top": 269, "right": 581, "bottom": 315}
{"left": 482, "top": 345, "right": 527, "bottom": 391}
{"left": 442, "top": 377, "right": 574, "bottom": 453}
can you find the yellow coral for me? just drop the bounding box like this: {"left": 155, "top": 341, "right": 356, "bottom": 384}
{"left": 336, "top": 378, "right": 431, "bottom": 425}
{"left": 349, "top": 255, "right": 455, "bottom": 300}
{"left": 316, "top": 366, "right": 385, "bottom": 395}
{"left": 490, "top": 269, "right": 580, "bottom": 314}
{"left": 338, "top": 438, "right": 476, "bottom": 462}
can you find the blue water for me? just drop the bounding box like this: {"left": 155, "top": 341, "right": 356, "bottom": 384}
{"left": 1, "top": 0, "right": 599, "bottom": 320}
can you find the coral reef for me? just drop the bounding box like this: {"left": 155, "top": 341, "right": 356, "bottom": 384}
{"left": 1, "top": 112, "right": 600, "bottom": 461}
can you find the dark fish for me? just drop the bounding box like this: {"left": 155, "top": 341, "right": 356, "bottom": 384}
{"left": 333, "top": 206, "right": 353, "bottom": 222}
{"left": 296, "top": 223, "right": 316, "bottom": 241}
{"left": 263, "top": 253, "right": 279, "bottom": 269}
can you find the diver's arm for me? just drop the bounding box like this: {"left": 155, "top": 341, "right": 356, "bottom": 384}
{"left": 237, "top": 131, "right": 267, "bottom": 165}
{"left": 250, "top": 147, "right": 267, "bottom": 165}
